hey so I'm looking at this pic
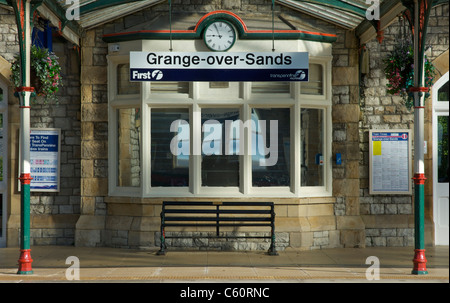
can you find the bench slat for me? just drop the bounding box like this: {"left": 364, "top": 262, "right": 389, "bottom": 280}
{"left": 164, "top": 217, "right": 272, "bottom": 222}
{"left": 164, "top": 209, "right": 271, "bottom": 214}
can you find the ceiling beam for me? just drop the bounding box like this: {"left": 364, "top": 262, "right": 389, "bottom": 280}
{"left": 286, "top": 0, "right": 367, "bottom": 17}
{"left": 79, "top": 0, "right": 147, "bottom": 15}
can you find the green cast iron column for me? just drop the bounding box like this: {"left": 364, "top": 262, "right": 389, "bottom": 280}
{"left": 7, "top": 0, "right": 43, "bottom": 275}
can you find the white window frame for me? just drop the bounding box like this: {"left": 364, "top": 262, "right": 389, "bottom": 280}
{"left": 108, "top": 54, "right": 332, "bottom": 198}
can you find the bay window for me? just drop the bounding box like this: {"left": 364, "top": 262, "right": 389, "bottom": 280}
{"left": 109, "top": 56, "right": 332, "bottom": 197}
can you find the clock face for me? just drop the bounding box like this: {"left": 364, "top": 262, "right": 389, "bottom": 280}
{"left": 204, "top": 21, "right": 236, "bottom": 52}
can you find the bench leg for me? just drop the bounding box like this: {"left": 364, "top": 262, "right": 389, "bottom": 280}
{"left": 268, "top": 243, "right": 278, "bottom": 256}
{"left": 157, "top": 226, "right": 166, "bottom": 256}
{"left": 268, "top": 226, "right": 278, "bottom": 256}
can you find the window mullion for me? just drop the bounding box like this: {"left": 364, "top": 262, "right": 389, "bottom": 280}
{"left": 191, "top": 103, "right": 201, "bottom": 195}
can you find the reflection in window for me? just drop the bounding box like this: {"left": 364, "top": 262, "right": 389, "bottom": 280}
{"left": 117, "top": 64, "right": 140, "bottom": 95}
{"left": 0, "top": 87, "right": 3, "bottom": 103}
{"left": 117, "top": 108, "right": 141, "bottom": 187}
{"left": 301, "top": 109, "right": 324, "bottom": 186}
{"left": 151, "top": 108, "right": 189, "bottom": 187}
{"left": 438, "top": 81, "right": 449, "bottom": 102}
{"left": 201, "top": 108, "right": 240, "bottom": 187}
{"left": 252, "top": 108, "right": 290, "bottom": 187}
{"left": 151, "top": 82, "right": 189, "bottom": 94}
{"left": 252, "top": 82, "right": 290, "bottom": 94}
{"left": 438, "top": 116, "right": 449, "bottom": 183}
{"left": 302, "top": 64, "right": 323, "bottom": 95}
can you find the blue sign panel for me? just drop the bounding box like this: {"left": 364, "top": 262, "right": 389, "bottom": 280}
{"left": 29, "top": 129, "right": 60, "bottom": 192}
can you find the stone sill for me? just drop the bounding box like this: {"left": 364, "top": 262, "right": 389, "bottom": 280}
{"left": 104, "top": 196, "right": 337, "bottom": 206}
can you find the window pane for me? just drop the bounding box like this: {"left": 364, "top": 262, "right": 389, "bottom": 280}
{"left": 201, "top": 108, "right": 240, "bottom": 187}
{"left": 438, "top": 116, "right": 449, "bottom": 183}
{"left": 301, "top": 64, "right": 323, "bottom": 95}
{"left": 117, "top": 108, "right": 141, "bottom": 187}
{"left": 151, "top": 108, "right": 189, "bottom": 187}
{"left": 252, "top": 82, "right": 290, "bottom": 94}
{"left": 301, "top": 108, "right": 324, "bottom": 186}
{"left": 438, "top": 81, "right": 449, "bottom": 102}
{"left": 151, "top": 82, "right": 189, "bottom": 94}
{"left": 252, "top": 108, "right": 290, "bottom": 187}
{"left": 0, "top": 87, "right": 3, "bottom": 103}
{"left": 117, "top": 64, "right": 140, "bottom": 95}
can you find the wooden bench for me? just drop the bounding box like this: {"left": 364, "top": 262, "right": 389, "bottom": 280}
{"left": 157, "top": 201, "right": 278, "bottom": 255}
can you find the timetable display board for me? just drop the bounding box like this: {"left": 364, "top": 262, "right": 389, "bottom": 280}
{"left": 369, "top": 130, "right": 412, "bottom": 195}
{"left": 19, "top": 129, "right": 61, "bottom": 192}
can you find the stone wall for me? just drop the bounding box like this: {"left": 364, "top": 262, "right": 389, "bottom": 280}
{"left": 0, "top": 6, "right": 18, "bottom": 63}
{"left": 359, "top": 3, "right": 449, "bottom": 247}
{"left": 1, "top": 5, "right": 81, "bottom": 246}
{"left": 27, "top": 39, "right": 81, "bottom": 246}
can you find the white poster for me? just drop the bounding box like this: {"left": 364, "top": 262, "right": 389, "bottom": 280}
{"left": 370, "top": 130, "right": 412, "bottom": 195}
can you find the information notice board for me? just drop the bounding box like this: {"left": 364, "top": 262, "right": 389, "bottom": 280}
{"left": 19, "top": 128, "right": 61, "bottom": 192}
{"left": 369, "top": 130, "right": 412, "bottom": 195}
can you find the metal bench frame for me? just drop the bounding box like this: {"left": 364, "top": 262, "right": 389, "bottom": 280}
{"left": 157, "top": 201, "right": 278, "bottom": 256}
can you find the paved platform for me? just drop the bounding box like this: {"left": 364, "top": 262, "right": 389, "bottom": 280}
{"left": 0, "top": 246, "right": 448, "bottom": 283}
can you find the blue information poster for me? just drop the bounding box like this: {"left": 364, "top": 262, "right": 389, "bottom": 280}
{"left": 29, "top": 129, "right": 60, "bottom": 192}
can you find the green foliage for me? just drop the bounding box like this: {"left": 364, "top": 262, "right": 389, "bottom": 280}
{"left": 383, "top": 43, "right": 435, "bottom": 109}
{"left": 11, "top": 45, "right": 63, "bottom": 103}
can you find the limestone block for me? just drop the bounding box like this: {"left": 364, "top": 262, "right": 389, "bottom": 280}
{"left": 81, "top": 66, "right": 107, "bottom": 85}
{"left": 83, "top": 30, "right": 96, "bottom": 48}
{"left": 345, "top": 196, "right": 360, "bottom": 216}
{"left": 80, "top": 196, "right": 96, "bottom": 215}
{"left": 75, "top": 215, "right": 105, "bottom": 230}
{"left": 340, "top": 229, "right": 365, "bottom": 248}
{"left": 332, "top": 67, "right": 359, "bottom": 85}
{"left": 289, "top": 232, "right": 313, "bottom": 249}
{"left": 75, "top": 229, "right": 101, "bottom": 247}
{"left": 276, "top": 217, "right": 311, "bottom": 232}
{"left": 328, "top": 230, "right": 341, "bottom": 248}
{"left": 130, "top": 217, "right": 161, "bottom": 232}
{"left": 31, "top": 214, "right": 79, "bottom": 229}
{"left": 333, "top": 178, "right": 360, "bottom": 197}
{"left": 361, "top": 214, "right": 411, "bottom": 229}
{"left": 308, "top": 216, "right": 336, "bottom": 232}
{"left": 81, "top": 141, "right": 108, "bottom": 159}
{"left": 81, "top": 177, "right": 108, "bottom": 196}
{"left": 81, "top": 85, "right": 93, "bottom": 104}
{"left": 345, "top": 161, "right": 360, "bottom": 179}
{"left": 332, "top": 104, "right": 360, "bottom": 123}
{"left": 108, "top": 204, "right": 154, "bottom": 217}
{"left": 106, "top": 215, "right": 133, "bottom": 230}
{"left": 81, "top": 159, "right": 94, "bottom": 178}
{"left": 82, "top": 103, "right": 108, "bottom": 122}
{"left": 336, "top": 215, "right": 365, "bottom": 230}
{"left": 306, "top": 204, "right": 335, "bottom": 217}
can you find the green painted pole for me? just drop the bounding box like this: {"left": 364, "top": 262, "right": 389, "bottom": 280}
{"left": 408, "top": 0, "right": 433, "bottom": 275}
{"left": 7, "top": 0, "right": 42, "bottom": 275}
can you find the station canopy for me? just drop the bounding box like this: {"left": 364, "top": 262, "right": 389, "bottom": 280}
{"left": 0, "top": 0, "right": 447, "bottom": 45}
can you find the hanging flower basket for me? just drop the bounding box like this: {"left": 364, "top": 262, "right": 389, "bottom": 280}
{"left": 11, "top": 45, "right": 63, "bottom": 103}
{"left": 383, "top": 43, "right": 435, "bottom": 109}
